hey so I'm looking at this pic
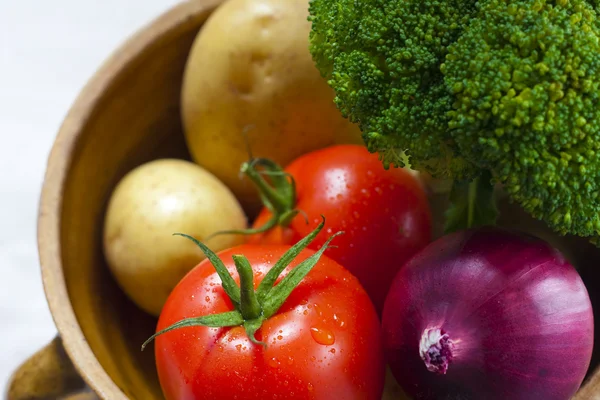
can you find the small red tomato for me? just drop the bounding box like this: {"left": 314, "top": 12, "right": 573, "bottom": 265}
{"left": 152, "top": 229, "right": 385, "bottom": 400}
{"left": 247, "top": 144, "right": 432, "bottom": 312}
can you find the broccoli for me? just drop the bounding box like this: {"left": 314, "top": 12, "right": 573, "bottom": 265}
{"left": 308, "top": 0, "right": 600, "bottom": 241}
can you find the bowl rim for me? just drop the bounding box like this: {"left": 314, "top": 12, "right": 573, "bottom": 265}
{"left": 37, "top": 0, "right": 222, "bottom": 398}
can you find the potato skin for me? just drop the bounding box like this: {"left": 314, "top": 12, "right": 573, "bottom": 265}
{"left": 102, "top": 159, "right": 247, "bottom": 316}
{"left": 181, "top": 0, "right": 362, "bottom": 214}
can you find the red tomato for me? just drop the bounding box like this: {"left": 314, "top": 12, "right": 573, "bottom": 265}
{"left": 155, "top": 244, "right": 385, "bottom": 400}
{"left": 249, "top": 145, "right": 432, "bottom": 312}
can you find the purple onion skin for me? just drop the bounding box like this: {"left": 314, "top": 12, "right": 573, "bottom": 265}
{"left": 382, "top": 227, "right": 594, "bottom": 400}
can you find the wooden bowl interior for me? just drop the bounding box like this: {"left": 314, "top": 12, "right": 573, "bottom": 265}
{"left": 57, "top": 8, "right": 215, "bottom": 400}
{"left": 53, "top": 3, "right": 600, "bottom": 400}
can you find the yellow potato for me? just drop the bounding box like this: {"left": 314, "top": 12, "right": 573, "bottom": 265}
{"left": 103, "top": 159, "right": 247, "bottom": 317}
{"left": 181, "top": 0, "right": 363, "bottom": 214}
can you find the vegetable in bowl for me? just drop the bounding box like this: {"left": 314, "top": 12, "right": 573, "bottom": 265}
{"left": 143, "top": 220, "right": 386, "bottom": 400}
{"left": 382, "top": 227, "right": 594, "bottom": 400}
{"left": 103, "top": 159, "right": 247, "bottom": 317}
{"left": 308, "top": 0, "right": 600, "bottom": 242}
{"left": 181, "top": 0, "right": 363, "bottom": 214}
{"left": 213, "top": 144, "right": 433, "bottom": 313}
{"left": 308, "top": 1, "right": 600, "bottom": 398}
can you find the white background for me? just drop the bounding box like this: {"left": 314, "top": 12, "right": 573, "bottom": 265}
{"left": 0, "top": 0, "right": 180, "bottom": 392}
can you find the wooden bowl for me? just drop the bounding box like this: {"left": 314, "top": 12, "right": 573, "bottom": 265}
{"left": 8, "top": 1, "right": 222, "bottom": 399}
{"left": 6, "top": 0, "right": 600, "bottom": 399}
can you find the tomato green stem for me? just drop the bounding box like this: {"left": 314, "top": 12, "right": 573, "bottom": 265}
{"left": 256, "top": 218, "right": 325, "bottom": 302}
{"left": 208, "top": 158, "right": 305, "bottom": 240}
{"left": 141, "top": 311, "right": 244, "bottom": 351}
{"left": 242, "top": 158, "right": 295, "bottom": 217}
{"left": 232, "top": 255, "right": 262, "bottom": 320}
{"left": 172, "top": 233, "right": 241, "bottom": 307}
{"left": 142, "top": 217, "right": 342, "bottom": 350}
{"left": 205, "top": 214, "right": 279, "bottom": 240}
{"left": 244, "top": 318, "right": 266, "bottom": 347}
{"left": 261, "top": 231, "right": 344, "bottom": 319}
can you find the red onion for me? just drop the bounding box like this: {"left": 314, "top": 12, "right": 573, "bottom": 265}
{"left": 382, "top": 228, "right": 594, "bottom": 400}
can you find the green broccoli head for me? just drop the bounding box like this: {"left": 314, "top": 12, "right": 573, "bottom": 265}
{"left": 308, "top": 0, "right": 479, "bottom": 179}
{"left": 443, "top": 0, "right": 600, "bottom": 237}
{"left": 309, "top": 0, "right": 600, "bottom": 240}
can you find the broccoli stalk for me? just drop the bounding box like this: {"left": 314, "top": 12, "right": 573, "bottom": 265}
{"left": 309, "top": 0, "right": 600, "bottom": 241}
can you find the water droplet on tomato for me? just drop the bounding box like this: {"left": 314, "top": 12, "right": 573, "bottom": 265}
{"left": 353, "top": 211, "right": 360, "bottom": 219}
{"left": 360, "top": 188, "right": 370, "bottom": 198}
{"left": 310, "top": 327, "right": 335, "bottom": 345}
{"left": 303, "top": 310, "right": 309, "bottom": 316}
{"left": 336, "top": 193, "right": 343, "bottom": 200}
{"left": 367, "top": 170, "right": 374, "bottom": 177}
{"left": 268, "top": 357, "right": 280, "bottom": 368}
{"left": 326, "top": 228, "right": 333, "bottom": 234}
{"left": 205, "top": 296, "right": 210, "bottom": 303}
{"left": 313, "top": 303, "right": 323, "bottom": 316}
{"left": 235, "top": 344, "right": 242, "bottom": 351}
{"left": 375, "top": 187, "right": 383, "bottom": 195}
{"left": 287, "top": 356, "right": 294, "bottom": 365}
{"left": 307, "top": 383, "right": 314, "bottom": 392}
{"left": 329, "top": 348, "right": 336, "bottom": 354}
{"left": 332, "top": 313, "right": 346, "bottom": 328}
{"left": 277, "top": 335, "right": 283, "bottom": 340}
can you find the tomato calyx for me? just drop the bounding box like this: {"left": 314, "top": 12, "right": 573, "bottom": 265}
{"left": 208, "top": 158, "right": 302, "bottom": 240}
{"left": 244, "top": 157, "right": 305, "bottom": 225}
{"left": 141, "top": 217, "right": 343, "bottom": 350}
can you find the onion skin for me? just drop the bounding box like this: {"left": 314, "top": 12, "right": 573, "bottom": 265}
{"left": 382, "top": 228, "right": 594, "bottom": 400}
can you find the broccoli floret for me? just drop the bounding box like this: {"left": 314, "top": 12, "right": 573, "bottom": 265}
{"left": 309, "top": 0, "right": 600, "bottom": 240}
{"left": 443, "top": 0, "right": 600, "bottom": 237}
{"left": 308, "top": 0, "right": 479, "bottom": 179}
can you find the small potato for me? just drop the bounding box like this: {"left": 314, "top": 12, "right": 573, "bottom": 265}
{"left": 181, "top": 0, "right": 363, "bottom": 214}
{"left": 103, "top": 159, "right": 247, "bottom": 316}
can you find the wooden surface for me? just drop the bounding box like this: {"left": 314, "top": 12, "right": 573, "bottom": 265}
{"left": 6, "top": 336, "right": 97, "bottom": 400}
{"left": 30, "top": 0, "right": 600, "bottom": 399}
